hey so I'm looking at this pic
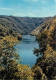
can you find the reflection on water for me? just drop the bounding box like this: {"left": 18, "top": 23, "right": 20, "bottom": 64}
{"left": 14, "top": 35, "right": 39, "bottom": 67}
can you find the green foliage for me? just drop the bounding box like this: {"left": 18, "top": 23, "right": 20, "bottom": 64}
{"left": 33, "top": 17, "right": 56, "bottom": 79}
{"left": 0, "top": 25, "right": 34, "bottom": 80}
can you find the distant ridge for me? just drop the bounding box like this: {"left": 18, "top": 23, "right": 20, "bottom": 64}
{"left": 0, "top": 15, "right": 49, "bottom": 34}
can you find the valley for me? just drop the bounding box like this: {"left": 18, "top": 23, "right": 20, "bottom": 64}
{"left": 0, "top": 15, "right": 56, "bottom": 80}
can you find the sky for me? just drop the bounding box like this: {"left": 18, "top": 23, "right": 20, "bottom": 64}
{"left": 0, "top": 0, "right": 56, "bottom": 17}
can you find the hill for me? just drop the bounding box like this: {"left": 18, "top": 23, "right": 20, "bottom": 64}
{"left": 32, "top": 16, "right": 56, "bottom": 79}
{"left": 0, "top": 24, "right": 22, "bottom": 40}
{"left": 31, "top": 17, "right": 54, "bottom": 35}
{"left": 0, "top": 15, "right": 49, "bottom": 34}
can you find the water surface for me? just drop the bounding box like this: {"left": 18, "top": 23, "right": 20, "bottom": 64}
{"left": 14, "top": 35, "right": 39, "bottom": 67}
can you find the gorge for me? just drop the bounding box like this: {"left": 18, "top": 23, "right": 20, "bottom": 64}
{"left": 0, "top": 15, "right": 56, "bottom": 80}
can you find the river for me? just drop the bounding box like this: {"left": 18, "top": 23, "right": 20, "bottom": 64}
{"left": 14, "top": 35, "right": 39, "bottom": 67}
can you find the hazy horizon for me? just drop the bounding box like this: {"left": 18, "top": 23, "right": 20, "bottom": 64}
{"left": 0, "top": 14, "right": 54, "bottom": 18}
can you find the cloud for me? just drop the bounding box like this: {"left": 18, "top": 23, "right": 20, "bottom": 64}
{"left": 25, "top": 0, "right": 39, "bottom": 2}
{"left": 0, "top": 7, "right": 14, "bottom": 10}
{"left": 0, "top": 0, "right": 3, "bottom": 1}
{"left": 12, "top": 9, "right": 36, "bottom": 17}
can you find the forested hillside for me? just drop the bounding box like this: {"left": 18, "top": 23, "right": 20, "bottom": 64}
{"left": 0, "top": 15, "right": 49, "bottom": 34}
{"left": 32, "top": 16, "right": 56, "bottom": 80}
{"left": 0, "top": 23, "right": 34, "bottom": 80}
{"left": 0, "top": 25, "right": 22, "bottom": 40}
{"left": 31, "top": 17, "right": 54, "bottom": 35}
